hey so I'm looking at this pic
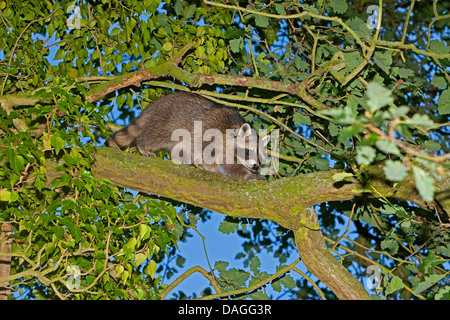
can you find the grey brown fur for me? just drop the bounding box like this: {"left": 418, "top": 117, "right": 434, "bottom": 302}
{"left": 108, "top": 92, "right": 268, "bottom": 180}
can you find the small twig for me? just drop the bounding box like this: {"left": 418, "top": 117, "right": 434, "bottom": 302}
{"left": 331, "top": 203, "right": 355, "bottom": 251}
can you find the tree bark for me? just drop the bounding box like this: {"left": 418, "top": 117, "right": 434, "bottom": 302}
{"left": 294, "top": 226, "right": 371, "bottom": 299}
{"left": 0, "top": 223, "right": 13, "bottom": 300}
{"left": 91, "top": 147, "right": 450, "bottom": 220}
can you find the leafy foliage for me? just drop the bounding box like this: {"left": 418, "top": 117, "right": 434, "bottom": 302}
{"left": 0, "top": 0, "right": 449, "bottom": 300}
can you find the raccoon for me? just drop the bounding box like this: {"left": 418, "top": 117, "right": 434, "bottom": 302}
{"left": 108, "top": 92, "right": 270, "bottom": 180}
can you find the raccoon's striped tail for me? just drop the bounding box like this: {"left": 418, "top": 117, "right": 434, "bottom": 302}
{"left": 107, "top": 123, "right": 140, "bottom": 149}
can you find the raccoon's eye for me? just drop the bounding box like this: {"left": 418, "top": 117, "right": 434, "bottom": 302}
{"left": 244, "top": 149, "right": 250, "bottom": 159}
{"left": 251, "top": 164, "right": 259, "bottom": 171}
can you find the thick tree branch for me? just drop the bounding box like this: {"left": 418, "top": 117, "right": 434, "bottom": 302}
{"left": 294, "top": 225, "right": 371, "bottom": 300}
{"left": 0, "top": 223, "right": 13, "bottom": 300}
{"left": 90, "top": 147, "right": 450, "bottom": 226}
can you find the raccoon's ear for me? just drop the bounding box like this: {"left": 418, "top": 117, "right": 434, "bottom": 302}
{"left": 260, "top": 134, "right": 270, "bottom": 146}
{"left": 237, "top": 123, "right": 252, "bottom": 137}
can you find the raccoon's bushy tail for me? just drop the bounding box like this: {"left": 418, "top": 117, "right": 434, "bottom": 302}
{"left": 107, "top": 123, "right": 140, "bottom": 148}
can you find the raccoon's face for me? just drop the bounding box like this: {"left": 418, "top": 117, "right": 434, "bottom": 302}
{"left": 234, "top": 123, "right": 270, "bottom": 173}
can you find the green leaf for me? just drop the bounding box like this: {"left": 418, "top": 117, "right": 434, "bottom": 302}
{"left": 419, "top": 254, "right": 446, "bottom": 274}
{"left": 383, "top": 160, "right": 408, "bottom": 182}
{"left": 115, "top": 265, "right": 124, "bottom": 278}
{"left": 61, "top": 173, "right": 73, "bottom": 186}
{"left": 338, "top": 123, "right": 364, "bottom": 142}
{"left": 5, "top": 149, "right": 25, "bottom": 175}
{"left": 275, "top": 3, "right": 287, "bottom": 15}
{"left": 397, "top": 68, "right": 415, "bottom": 79}
{"left": 386, "top": 276, "right": 404, "bottom": 295}
{"left": 110, "top": 27, "right": 122, "bottom": 36}
{"left": 373, "top": 51, "right": 393, "bottom": 75}
{"left": 405, "top": 113, "right": 435, "bottom": 130}
{"left": 435, "top": 286, "right": 450, "bottom": 300}
{"left": 214, "top": 261, "right": 229, "bottom": 272}
{"left": 293, "top": 113, "right": 311, "bottom": 126}
{"left": 293, "top": 56, "right": 309, "bottom": 71}
{"left": 431, "top": 75, "right": 447, "bottom": 88}
{"left": 272, "top": 279, "right": 282, "bottom": 292}
{"left": 308, "top": 156, "right": 329, "bottom": 170}
{"left": 321, "top": 104, "right": 358, "bottom": 125}
{"left": 365, "top": 82, "right": 394, "bottom": 113}
{"left": 250, "top": 257, "right": 261, "bottom": 273}
{"left": 139, "top": 224, "right": 150, "bottom": 241}
{"left": 218, "top": 218, "right": 239, "bottom": 234}
{"left": 332, "top": 172, "right": 355, "bottom": 182}
{"left": 54, "top": 48, "right": 65, "bottom": 60}
{"left": 328, "top": 122, "right": 340, "bottom": 136}
{"left": 147, "top": 260, "right": 157, "bottom": 279}
{"left": 429, "top": 40, "right": 450, "bottom": 55}
{"left": 412, "top": 166, "right": 435, "bottom": 202}
{"left": 195, "top": 45, "right": 205, "bottom": 58}
{"left": 162, "top": 42, "right": 173, "bottom": 51}
{"left": 328, "top": 0, "right": 348, "bottom": 13}
{"left": 424, "top": 140, "right": 441, "bottom": 152}
{"left": 0, "top": 189, "right": 11, "bottom": 202}
{"left": 50, "top": 135, "right": 66, "bottom": 154}
{"left": 356, "top": 145, "right": 376, "bottom": 165}
{"left": 135, "top": 253, "right": 147, "bottom": 268}
{"left": 220, "top": 268, "right": 249, "bottom": 287}
{"left": 176, "top": 255, "right": 185, "bottom": 268}
{"left": 52, "top": 225, "right": 65, "bottom": 238}
{"left": 250, "top": 291, "right": 269, "bottom": 300}
{"left": 68, "top": 223, "right": 82, "bottom": 243}
{"left": 223, "top": 27, "right": 247, "bottom": 39}
{"left": 296, "top": 3, "right": 319, "bottom": 14}
{"left": 375, "top": 140, "right": 401, "bottom": 156}
{"left": 387, "top": 105, "right": 410, "bottom": 119}
{"left": 414, "top": 274, "right": 447, "bottom": 295}
{"left": 174, "top": 0, "right": 183, "bottom": 16}
{"left": 184, "top": 4, "right": 196, "bottom": 20}
{"left": 437, "top": 88, "right": 450, "bottom": 115}
{"left": 125, "top": 237, "right": 137, "bottom": 251}
{"left": 229, "top": 37, "right": 244, "bottom": 53}
{"left": 252, "top": 14, "right": 269, "bottom": 28}
{"left": 381, "top": 238, "right": 399, "bottom": 255}
{"left": 9, "top": 192, "right": 19, "bottom": 202}
{"left": 121, "top": 270, "right": 130, "bottom": 285}
{"left": 280, "top": 275, "right": 296, "bottom": 289}
{"left": 346, "top": 17, "right": 372, "bottom": 41}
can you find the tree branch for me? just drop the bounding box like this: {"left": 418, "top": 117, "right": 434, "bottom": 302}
{"left": 90, "top": 147, "right": 450, "bottom": 224}
{"left": 0, "top": 223, "right": 13, "bottom": 300}
{"left": 294, "top": 223, "right": 371, "bottom": 299}
{"left": 1, "top": 59, "right": 329, "bottom": 111}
